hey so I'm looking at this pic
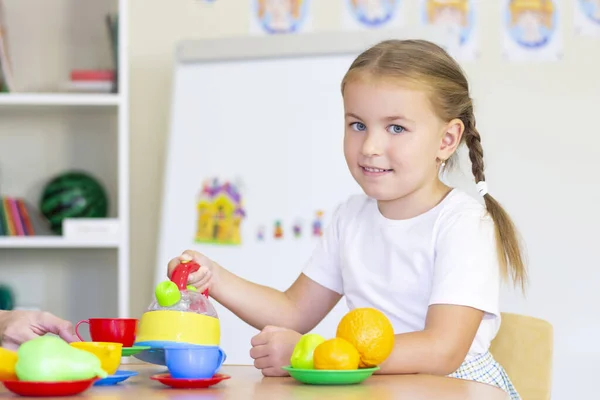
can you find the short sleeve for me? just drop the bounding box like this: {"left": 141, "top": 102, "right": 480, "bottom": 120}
{"left": 301, "top": 203, "right": 345, "bottom": 295}
{"left": 429, "top": 208, "right": 500, "bottom": 317}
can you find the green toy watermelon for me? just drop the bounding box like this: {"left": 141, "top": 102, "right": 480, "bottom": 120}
{"left": 39, "top": 171, "right": 109, "bottom": 235}
{"left": 0, "top": 284, "right": 14, "bottom": 311}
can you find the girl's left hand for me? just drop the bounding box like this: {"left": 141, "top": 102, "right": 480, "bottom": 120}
{"left": 249, "top": 325, "right": 301, "bottom": 377}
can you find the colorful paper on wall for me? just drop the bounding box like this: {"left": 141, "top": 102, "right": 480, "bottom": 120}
{"left": 195, "top": 178, "right": 246, "bottom": 246}
{"left": 257, "top": 225, "right": 265, "bottom": 241}
{"left": 249, "top": 0, "right": 312, "bottom": 35}
{"left": 502, "top": 0, "right": 562, "bottom": 62}
{"left": 420, "top": 0, "right": 478, "bottom": 62}
{"left": 343, "top": 0, "right": 404, "bottom": 31}
{"left": 575, "top": 0, "right": 600, "bottom": 36}
{"left": 274, "top": 220, "right": 284, "bottom": 239}
{"left": 312, "top": 210, "right": 324, "bottom": 237}
{"left": 292, "top": 220, "right": 302, "bottom": 238}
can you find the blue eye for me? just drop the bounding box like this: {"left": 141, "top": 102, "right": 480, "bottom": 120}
{"left": 350, "top": 122, "right": 366, "bottom": 131}
{"left": 388, "top": 125, "right": 405, "bottom": 135}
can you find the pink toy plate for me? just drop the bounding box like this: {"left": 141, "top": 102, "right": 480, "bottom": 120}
{"left": 150, "top": 373, "right": 230, "bottom": 389}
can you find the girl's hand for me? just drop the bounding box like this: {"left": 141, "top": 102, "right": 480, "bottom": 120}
{"left": 249, "top": 325, "right": 302, "bottom": 377}
{"left": 167, "top": 250, "right": 219, "bottom": 294}
{"left": 0, "top": 310, "right": 78, "bottom": 350}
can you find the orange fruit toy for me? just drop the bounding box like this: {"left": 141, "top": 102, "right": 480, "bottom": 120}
{"left": 313, "top": 338, "right": 360, "bottom": 370}
{"left": 336, "top": 307, "right": 395, "bottom": 368}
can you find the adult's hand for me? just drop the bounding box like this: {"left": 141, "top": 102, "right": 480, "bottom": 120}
{"left": 0, "top": 310, "right": 78, "bottom": 350}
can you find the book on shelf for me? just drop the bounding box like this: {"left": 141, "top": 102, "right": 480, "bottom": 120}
{"left": 0, "top": 196, "right": 35, "bottom": 236}
{"left": 0, "top": 196, "right": 54, "bottom": 237}
{"left": 106, "top": 13, "right": 119, "bottom": 93}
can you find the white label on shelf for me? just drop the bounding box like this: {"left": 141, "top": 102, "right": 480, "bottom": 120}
{"left": 62, "top": 218, "right": 120, "bottom": 241}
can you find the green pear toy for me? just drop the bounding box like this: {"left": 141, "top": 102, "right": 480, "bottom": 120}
{"left": 290, "top": 333, "right": 326, "bottom": 369}
{"left": 15, "top": 336, "right": 108, "bottom": 382}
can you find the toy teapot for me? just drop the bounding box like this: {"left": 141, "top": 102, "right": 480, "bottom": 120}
{"left": 147, "top": 260, "right": 218, "bottom": 317}
{"left": 133, "top": 260, "right": 221, "bottom": 365}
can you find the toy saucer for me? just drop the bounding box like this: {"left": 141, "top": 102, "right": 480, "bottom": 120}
{"left": 94, "top": 370, "right": 139, "bottom": 386}
{"left": 281, "top": 366, "right": 380, "bottom": 385}
{"left": 0, "top": 377, "right": 98, "bottom": 397}
{"left": 133, "top": 341, "right": 203, "bottom": 365}
{"left": 150, "top": 373, "right": 230, "bottom": 389}
{"left": 122, "top": 346, "right": 151, "bottom": 357}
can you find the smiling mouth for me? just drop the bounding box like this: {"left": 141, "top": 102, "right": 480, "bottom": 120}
{"left": 360, "top": 166, "right": 393, "bottom": 174}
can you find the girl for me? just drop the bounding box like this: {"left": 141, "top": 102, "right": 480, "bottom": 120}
{"left": 168, "top": 39, "right": 526, "bottom": 399}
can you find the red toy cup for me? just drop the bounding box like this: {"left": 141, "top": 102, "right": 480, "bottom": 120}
{"left": 75, "top": 318, "right": 138, "bottom": 348}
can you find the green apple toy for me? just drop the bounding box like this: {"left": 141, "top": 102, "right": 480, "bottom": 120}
{"left": 290, "top": 333, "right": 326, "bottom": 369}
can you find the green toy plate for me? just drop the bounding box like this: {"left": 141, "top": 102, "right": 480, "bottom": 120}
{"left": 121, "top": 346, "right": 151, "bottom": 357}
{"left": 281, "top": 366, "right": 380, "bottom": 385}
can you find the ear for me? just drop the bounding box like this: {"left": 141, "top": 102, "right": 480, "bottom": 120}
{"left": 438, "top": 118, "right": 464, "bottom": 161}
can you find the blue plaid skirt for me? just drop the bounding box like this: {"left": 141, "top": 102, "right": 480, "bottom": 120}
{"left": 448, "top": 351, "right": 521, "bottom": 400}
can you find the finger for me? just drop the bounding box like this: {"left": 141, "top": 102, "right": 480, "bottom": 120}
{"left": 182, "top": 250, "right": 213, "bottom": 268}
{"left": 56, "top": 322, "right": 79, "bottom": 343}
{"left": 253, "top": 356, "right": 272, "bottom": 370}
{"left": 187, "top": 266, "right": 210, "bottom": 286}
{"left": 249, "top": 344, "right": 269, "bottom": 360}
{"left": 250, "top": 330, "right": 271, "bottom": 347}
{"left": 167, "top": 257, "right": 183, "bottom": 277}
{"left": 167, "top": 250, "right": 199, "bottom": 277}
{"left": 38, "top": 312, "right": 77, "bottom": 342}
{"left": 179, "top": 252, "right": 194, "bottom": 262}
{"left": 4, "top": 329, "right": 38, "bottom": 349}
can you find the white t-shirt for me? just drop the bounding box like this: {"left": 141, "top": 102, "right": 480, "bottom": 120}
{"left": 302, "top": 189, "right": 501, "bottom": 359}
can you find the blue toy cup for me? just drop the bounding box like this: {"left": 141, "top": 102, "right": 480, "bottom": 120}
{"left": 164, "top": 345, "right": 227, "bottom": 379}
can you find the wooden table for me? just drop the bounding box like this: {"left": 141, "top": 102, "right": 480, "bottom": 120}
{"left": 0, "top": 363, "right": 510, "bottom": 399}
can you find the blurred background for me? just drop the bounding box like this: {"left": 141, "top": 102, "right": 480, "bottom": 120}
{"left": 0, "top": 0, "right": 598, "bottom": 398}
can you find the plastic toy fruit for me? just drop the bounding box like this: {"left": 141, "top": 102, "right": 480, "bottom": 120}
{"left": 155, "top": 281, "right": 181, "bottom": 307}
{"left": 313, "top": 338, "right": 360, "bottom": 370}
{"left": 290, "top": 333, "right": 326, "bottom": 369}
{"left": 15, "top": 336, "right": 108, "bottom": 382}
{"left": 0, "top": 347, "right": 18, "bottom": 380}
{"left": 336, "top": 307, "right": 394, "bottom": 368}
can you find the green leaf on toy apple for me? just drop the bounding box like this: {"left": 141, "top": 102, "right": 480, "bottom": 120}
{"left": 186, "top": 285, "right": 197, "bottom": 292}
{"left": 290, "top": 333, "right": 326, "bottom": 369}
{"left": 15, "top": 336, "right": 107, "bottom": 382}
{"left": 155, "top": 281, "right": 181, "bottom": 307}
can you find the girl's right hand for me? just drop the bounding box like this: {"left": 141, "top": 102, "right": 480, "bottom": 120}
{"left": 167, "top": 250, "right": 219, "bottom": 295}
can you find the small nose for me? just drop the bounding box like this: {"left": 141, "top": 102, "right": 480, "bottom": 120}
{"left": 361, "top": 131, "right": 386, "bottom": 157}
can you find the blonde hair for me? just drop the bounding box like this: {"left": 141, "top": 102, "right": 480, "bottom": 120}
{"left": 258, "top": 0, "right": 304, "bottom": 19}
{"left": 426, "top": 0, "right": 469, "bottom": 26}
{"left": 510, "top": 0, "right": 554, "bottom": 28}
{"left": 341, "top": 40, "right": 528, "bottom": 292}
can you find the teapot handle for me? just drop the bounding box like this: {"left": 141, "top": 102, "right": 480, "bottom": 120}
{"left": 170, "top": 260, "right": 209, "bottom": 298}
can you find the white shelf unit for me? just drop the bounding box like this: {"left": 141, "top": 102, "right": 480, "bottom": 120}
{"left": 0, "top": 0, "right": 129, "bottom": 325}
{"left": 0, "top": 93, "right": 121, "bottom": 107}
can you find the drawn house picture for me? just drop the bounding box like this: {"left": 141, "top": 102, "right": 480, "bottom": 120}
{"left": 195, "top": 178, "right": 246, "bottom": 245}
